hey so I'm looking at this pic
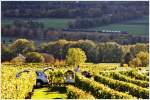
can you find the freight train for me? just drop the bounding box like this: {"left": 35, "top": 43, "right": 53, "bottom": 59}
{"left": 62, "top": 29, "right": 128, "bottom": 34}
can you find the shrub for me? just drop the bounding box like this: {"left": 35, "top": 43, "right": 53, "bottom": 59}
{"left": 101, "top": 71, "right": 149, "bottom": 88}
{"left": 75, "top": 74, "right": 134, "bottom": 99}
{"left": 129, "top": 51, "right": 149, "bottom": 67}
{"left": 120, "top": 70, "right": 149, "bottom": 81}
{"left": 11, "top": 39, "right": 35, "bottom": 54}
{"left": 1, "top": 66, "right": 36, "bottom": 99}
{"left": 53, "top": 59, "right": 65, "bottom": 67}
{"left": 136, "top": 51, "right": 149, "bottom": 67}
{"left": 66, "top": 85, "right": 95, "bottom": 99}
{"left": 129, "top": 58, "right": 142, "bottom": 67}
{"left": 94, "top": 74, "right": 149, "bottom": 98}
{"left": 10, "top": 56, "right": 25, "bottom": 64}
{"left": 123, "top": 64, "right": 128, "bottom": 68}
{"left": 1, "top": 44, "right": 15, "bottom": 62}
{"left": 46, "top": 69, "right": 65, "bottom": 84}
{"left": 41, "top": 53, "right": 55, "bottom": 64}
{"left": 25, "top": 52, "right": 44, "bottom": 63}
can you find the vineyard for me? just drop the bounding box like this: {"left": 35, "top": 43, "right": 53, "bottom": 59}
{"left": 1, "top": 63, "right": 149, "bottom": 99}
{"left": 1, "top": 1, "right": 149, "bottom": 99}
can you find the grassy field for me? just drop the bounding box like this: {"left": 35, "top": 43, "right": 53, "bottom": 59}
{"left": 1, "top": 18, "right": 74, "bottom": 29}
{"left": 2, "top": 16, "right": 149, "bottom": 35}
{"left": 31, "top": 87, "right": 67, "bottom": 99}
{"left": 122, "top": 16, "right": 149, "bottom": 24}
{"left": 91, "top": 16, "right": 149, "bottom": 35}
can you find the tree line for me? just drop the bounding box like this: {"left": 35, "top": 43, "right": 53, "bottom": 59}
{"left": 2, "top": 1, "right": 148, "bottom": 29}
{"left": 2, "top": 20, "right": 148, "bottom": 45}
{"left": 68, "top": 13, "right": 144, "bottom": 29}
{"left": 2, "top": 39, "right": 149, "bottom": 67}
{"left": 2, "top": 20, "right": 44, "bottom": 39}
{"left": 2, "top": 1, "right": 148, "bottom": 18}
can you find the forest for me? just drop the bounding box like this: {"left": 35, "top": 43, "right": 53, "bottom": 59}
{"left": 2, "top": 1, "right": 148, "bottom": 28}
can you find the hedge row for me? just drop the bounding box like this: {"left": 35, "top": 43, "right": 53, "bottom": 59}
{"left": 119, "top": 70, "right": 149, "bottom": 81}
{"left": 75, "top": 73, "right": 135, "bottom": 99}
{"left": 99, "top": 71, "right": 149, "bottom": 88}
{"left": 110, "top": 72, "right": 148, "bottom": 88}
{"left": 94, "top": 74, "right": 149, "bottom": 99}
{"left": 66, "top": 85, "right": 95, "bottom": 99}
{"left": 46, "top": 69, "right": 65, "bottom": 84}
{"left": 1, "top": 66, "right": 36, "bottom": 99}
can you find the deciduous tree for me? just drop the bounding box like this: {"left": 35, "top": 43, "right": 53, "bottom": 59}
{"left": 66, "top": 48, "right": 87, "bottom": 66}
